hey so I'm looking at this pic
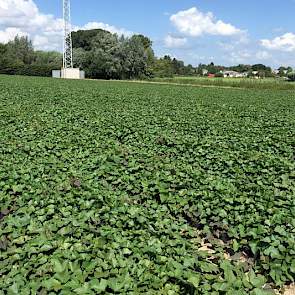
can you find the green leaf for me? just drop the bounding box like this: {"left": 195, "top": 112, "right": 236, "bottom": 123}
{"left": 91, "top": 279, "right": 108, "bottom": 292}
{"left": 249, "top": 270, "right": 267, "bottom": 288}
{"left": 43, "top": 278, "right": 62, "bottom": 291}
{"left": 233, "top": 239, "right": 239, "bottom": 252}
{"left": 249, "top": 241, "right": 258, "bottom": 255}
{"left": 212, "top": 282, "right": 228, "bottom": 291}
{"left": 74, "top": 283, "right": 90, "bottom": 294}
{"left": 122, "top": 248, "right": 132, "bottom": 255}
{"left": 188, "top": 275, "right": 200, "bottom": 288}
{"left": 264, "top": 246, "right": 281, "bottom": 259}
{"left": 52, "top": 258, "right": 65, "bottom": 273}
{"left": 221, "top": 261, "right": 236, "bottom": 284}
{"left": 8, "top": 283, "right": 18, "bottom": 295}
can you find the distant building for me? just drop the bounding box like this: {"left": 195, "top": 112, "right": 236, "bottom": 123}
{"left": 272, "top": 69, "right": 280, "bottom": 75}
{"left": 251, "top": 71, "right": 260, "bottom": 78}
{"left": 202, "top": 69, "right": 209, "bottom": 76}
{"left": 223, "top": 71, "right": 248, "bottom": 78}
{"left": 208, "top": 73, "right": 215, "bottom": 78}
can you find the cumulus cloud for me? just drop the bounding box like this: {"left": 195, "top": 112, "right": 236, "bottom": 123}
{"left": 0, "top": 27, "right": 28, "bottom": 43}
{"left": 261, "top": 33, "right": 295, "bottom": 52}
{"left": 164, "top": 34, "right": 187, "bottom": 48}
{"left": 228, "top": 50, "right": 252, "bottom": 64}
{"left": 0, "top": 0, "right": 132, "bottom": 51}
{"left": 0, "top": 0, "right": 64, "bottom": 50}
{"left": 170, "top": 7, "right": 242, "bottom": 37}
{"left": 255, "top": 50, "right": 271, "bottom": 60}
{"left": 0, "top": 0, "right": 38, "bottom": 27}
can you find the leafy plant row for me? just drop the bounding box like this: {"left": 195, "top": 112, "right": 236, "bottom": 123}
{"left": 0, "top": 75, "right": 294, "bottom": 294}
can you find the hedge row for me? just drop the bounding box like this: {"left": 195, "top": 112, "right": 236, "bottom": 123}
{"left": 0, "top": 64, "right": 58, "bottom": 77}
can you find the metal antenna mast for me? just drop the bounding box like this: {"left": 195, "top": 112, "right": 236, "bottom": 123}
{"left": 63, "top": 0, "right": 73, "bottom": 69}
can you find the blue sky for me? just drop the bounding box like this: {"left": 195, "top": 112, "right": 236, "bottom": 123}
{"left": 2, "top": 0, "right": 295, "bottom": 67}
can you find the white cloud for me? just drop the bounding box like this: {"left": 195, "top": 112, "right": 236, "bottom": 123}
{"left": 228, "top": 50, "right": 252, "bottom": 64}
{"left": 76, "top": 22, "right": 133, "bottom": 37}
{"left": 164, "top": 34, "right": 187, "bottom": 48}
{"left": 0, "top": 27, "right": 28, "bottom": 43}
{"left": 0, "top": 0, "right": 64, "bottom": 50}
{"left": 261, "top": 33, "right": 295, "bottom": 52}
{"left": 0, "top": 0, "right": 38, "bottom": 27}
{"left": 170, "top": 7, "right": 242, "bottom": 37}
{"left": 255, "top": 50, "right": 271, "bottom": 60}
{"left": 0, "top": 0, "right": 132, "bottom": 51}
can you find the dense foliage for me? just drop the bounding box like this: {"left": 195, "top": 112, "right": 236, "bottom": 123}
{"left": 0, "top": 36, "right": 62, "bottom": 77}
{"left": 72, "top": 29, "right": 200, "bottom": 79}
{"left": 72, "top": 29, "right": 155, "bottom": 79}
{"left": 287, "top": 72, "right": 295, "bottom": 82}
{"left": 151, "top": 55, "right": 196, "bottom": 78}
{"left": 0, "top": 75, "right": 294, "bottom": 294}
{"left": 1, "top": 32, "right": 293, "bottom": 80}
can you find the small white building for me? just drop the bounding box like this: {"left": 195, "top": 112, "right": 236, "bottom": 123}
{"left": 251, "top": 71, "right": 261, "bottom": 79}
{"left": 202, "top": 69, "right": 209, "bottom": 76}
{"left": 52, "top": 69, "right": 85, "bottom": 79}
{"left": 223, "top": 71, "right": 247, "bottom": 78}
{"left": 272, "top": 69, "right": 280, "bottom": 75}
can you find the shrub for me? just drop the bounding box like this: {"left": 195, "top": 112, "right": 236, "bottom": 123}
{"left": 214, "top": 72, "right": 224, "bottom": 78}
{"left": 287, "top": 72, "right": 295, "bottom": 81}
{"left": 0, "top": 64, "right": 57, "bottom": 77}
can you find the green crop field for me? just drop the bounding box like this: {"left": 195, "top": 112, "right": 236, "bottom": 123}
{"left": 0, "top": 75, "right": 294, "bottom": 294}
{"left": 150, "top": 76, "right": 295, "bottom": 91}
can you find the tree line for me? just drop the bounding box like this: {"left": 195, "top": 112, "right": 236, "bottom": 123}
{"left": 71, "top": 29, "right": 198, "bottom": 79}
{"left": 196, "top": 62, "right": 293, "bottom": 78}
{"left": 0, "top": 36, "right": 61, "bottom": 77}
{"left": 0, "top": 30, "right": 293, "bottom": 79}
{"left": 72, "top": 29, "right": 154, "bottom": 79}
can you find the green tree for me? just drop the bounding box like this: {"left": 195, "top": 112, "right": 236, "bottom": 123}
{"left": 207, "top": 62, "right": 218, "bottom": 74}
{"left": 0, "top": 44, "right": 10, "bottom": 67}
{"left": 152, "top": 58, "right": 174, "bottom": 78}
{"left": 0, "top": 43, "right": 6, "bottom": 56}
{"left": 130, "top": 35, "right": 155, "bottom": 77}
{"left": 287, "top": 71, "right": 295, "bottom": 81}
{"left": 89, "top": 32, "right": 121, "bottom": 79}
{"left": 34, "top": 51, "right": 62, "bottom": 67}
{"left": 230, "top": 64, "right": 252, "bottom": 73}
{"left": 133, "top": 34, "right": 153, "bottom": 50}
{"left": 120, "top": 36, "right": 148, "bottom": 79}
{"left": 183, "top": 64, "right": 195, "bottom": 76}
{"left": 73, "top": 48, "right": 87, "bottom": 69}
{"left": 278, "top": 66, "right": 293, "bottom": 77}
{"left": 72, "top": 29, "right": 152, "bottom": 79}
{"left": 6, "top": 36, "right": 35, "bottom": 65}
{"left": 72, "top": 29, "right": 108, "bottom": 51}
{"left": 171, "top": 58, "right": 185, "bottom": 75}
{"left": 72, "top": 29, "right": 122, "bottom": 79}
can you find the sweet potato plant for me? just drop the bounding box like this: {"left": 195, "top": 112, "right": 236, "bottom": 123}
{"left": 0, "top": 75, "right": 294, "bottom": 294}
